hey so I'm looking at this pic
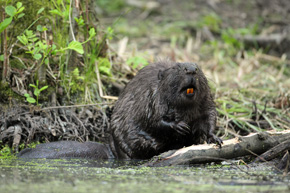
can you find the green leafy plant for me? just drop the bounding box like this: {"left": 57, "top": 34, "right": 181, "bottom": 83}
{"left": 0, "top": 2, "right": 25, "bottom": 34}
{"left": 106, "top": 26, "right": 114, "bottom": 40}
{"left": 24, "top": 93, "right": 36, "bottom": 104}
{"left": 98, "top": 57, "right": 112, "bottom": 76}
{"left": 1, "top": 0, "right": 107, "bottom": 104}
{"left": 197, "top": 13, "right": 222, "bottom": 32}
{"left": 62, "top": 68, "right": 85, "bottom": 97}
{"left": 0, "top": 144, "right": 16, "bottom": 159}
{"left": 97, "top": 0, "right": 126, "bottom": 13}
{"left": 126, "top": 56, "right": 148, "bottom": 69}
{"left": 17, "top": 28, "right": 56, "bottom": 63}
{"left": 17, "top": 23, "right": 96, "bottom": 68}
{"left": 75, "top": 16, "right": 85, "bottom": 27}
{"left": 24, "top": 80, "right": 48, "bottom": 105}
{"left": 57, "top": 27, "right": 96, "bottom": 55}
{"left": 49, "top": 0, "right": 70, "bottom": 19}
{"left": 0, "top": 2, "right": 25, "bottom": 60}
{"left": 19, "top": 141, "right": 40, "bottom": 150}
{"left": 71, "top": 68, "right": 84, "bottom": 81}
{"left": 221, "top": 27, "right": 258, "bottom": 51}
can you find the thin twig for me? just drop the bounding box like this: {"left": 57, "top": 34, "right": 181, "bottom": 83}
{"left": 69, "top": 0, "right": 76, "bottom": 41}
{"left": 95, "top": 61, "right": 119, "bottom": 100}
{"left": 2, "top": 11, "right": 8, "bottom": 82}
{"left": 40, "top": 103, "right": 114, "bottom": 111}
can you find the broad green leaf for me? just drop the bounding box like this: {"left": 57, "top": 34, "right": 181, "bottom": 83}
{"left": 67, "top": 41, "right": 84, "bottom": 54}
{"left": 33, "top": 53, "right": 42, "bottom": 60}
{"left": 49, "top": 9, "right": 62, "bottom": 17}
{"left": 34, "top": 89, "right": 40, "bottom": 97}
{"left": 89, "top": 28, "right": 96, "bottom": 37}
{"left": 24, "top": 93, "right": 30, "bottom": 97}
{"left": 31, "top": 37, "right": 39, "bottom": 42}
{"left": 99, "top": 66, "right": 111, "bottom": 76}
{"left": 29, "top": 84, "right": 37, "bottom": 88}
{"left": 44, "top": 58, "right": 49, "bottom": 65}
{"left": 126, "top": 56, "right": 148, "bottom": 69}
{"left": 37, "top": 25, "right": 43, "bottom": 32}
{"left": 106, "top": 27, "right": 114, "bottom": 40}
{"left": 77, "top": 76, "right": 84, "bottom": 80}
{"left": 73, "top": 68, "right": 80, "bottom": 76}
{"left": 33, "top": 47, "right": 41, "bottom": 54}
{"left": 17, "top": 7, "right": 25, "bottom": 14}
{"left": 0, "top": 55, "right": 4, "bottom": 61}
{"left": 0, "top": 17, "right": 12, "bottom": 33}
{"left": 74, "top": 16, "right": 84, "bottom": 26}
{"left": 41, "top": 44, "right": 48, "bottom": 50}
{"left": 37, "top": 8, "right": 45, "bottom": 15}
{"left": 39, "top": 85, "right": 48, "bottom": 92}
{"left": 26, "top": 97, "right": 36, "bottom": 104}
{"left": 17, "top": 13, "right": 25, "bottom": 19}
{"left": 16, "top": 2, "right": 22, "bottom": 9}
{"left": 25, "top": 30, "right": 34, "bottom": 37}
{"left": 5, "top": 6, "right": 17, "bottom": 17}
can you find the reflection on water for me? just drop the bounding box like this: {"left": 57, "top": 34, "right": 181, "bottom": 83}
{"left": 0, "top": 158, "right": 289, "bottom": 193}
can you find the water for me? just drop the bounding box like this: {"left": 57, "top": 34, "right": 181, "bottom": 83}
{"left": 0, "top": 158, "right": 289, "bottom": 193}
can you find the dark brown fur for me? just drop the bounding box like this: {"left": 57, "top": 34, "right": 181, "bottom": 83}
{"left": 109, "top": 61, "right": 222, "bottom": 159}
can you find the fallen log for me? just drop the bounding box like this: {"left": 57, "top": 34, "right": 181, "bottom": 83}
{"left": 145, "top": 130, "right": 290, "bottom": 167}
{"left": 254, "top": 139, "right": 290, "bottom": 162}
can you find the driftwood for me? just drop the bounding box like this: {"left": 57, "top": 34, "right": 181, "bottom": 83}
{"left": 145, "top": 130, "right": 290, "bottom": 167}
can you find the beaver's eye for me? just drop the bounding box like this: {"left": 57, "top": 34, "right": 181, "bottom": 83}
{"left": 176, "top": 63, "right": 182, "bottom": 69}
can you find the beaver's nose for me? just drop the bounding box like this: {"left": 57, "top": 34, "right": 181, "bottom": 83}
{"left": 184, "top": 65, "right": 198, "bottom": 75}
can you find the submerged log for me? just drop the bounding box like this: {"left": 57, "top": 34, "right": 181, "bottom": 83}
{"left": 145, "top": 130, "right": 290, "bottom": 167}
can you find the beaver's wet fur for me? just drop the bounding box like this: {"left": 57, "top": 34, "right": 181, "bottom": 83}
{"left": 18, "top": 61, "right": 222, "bottom": 160}
{"left": 109, "top": 61, "right": 222, "bottom": 159}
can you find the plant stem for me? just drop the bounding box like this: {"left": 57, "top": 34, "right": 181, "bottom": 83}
{"left": 2, "top": 11, "right": 8, "bottom": 83}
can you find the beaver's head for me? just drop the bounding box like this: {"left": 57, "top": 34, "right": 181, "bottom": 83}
{"left": 157, "top": 62, "right": 209, "bottom": 107}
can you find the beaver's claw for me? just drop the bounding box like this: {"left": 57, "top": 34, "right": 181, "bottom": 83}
{"left": 207, "top": 134, "right": 223, "bottom": 147}
{"left": 174, "top": 121, "right": 191, "bottom": 135}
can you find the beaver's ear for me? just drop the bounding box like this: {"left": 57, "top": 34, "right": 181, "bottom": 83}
{"left": 158, "top": 70, "right": 164, "bottom": 80}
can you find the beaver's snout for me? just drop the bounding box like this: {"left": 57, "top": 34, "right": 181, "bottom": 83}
{"left": 177, "top": 62, "right": 198, "bottom": 75}
{"left": 184, "top": 65, "right": 198, "bottom": 75}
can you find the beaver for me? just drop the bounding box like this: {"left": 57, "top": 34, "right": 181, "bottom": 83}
{"left": 109, "top": 60, "right": 222, "bottom": 159}
{"left": 18, "top": 61, "right": 222, "bottom": 160}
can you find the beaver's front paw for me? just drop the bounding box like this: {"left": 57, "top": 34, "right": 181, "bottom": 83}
{"left": 172, "top": 121, "right": 191, "bottom": 135}
{"left": 207, "top": 134, "right": 223, "bottom": 147}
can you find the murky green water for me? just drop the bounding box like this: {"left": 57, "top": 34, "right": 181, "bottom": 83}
{"left": 0, "top": 158, "right": 289, "bottom": 193}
